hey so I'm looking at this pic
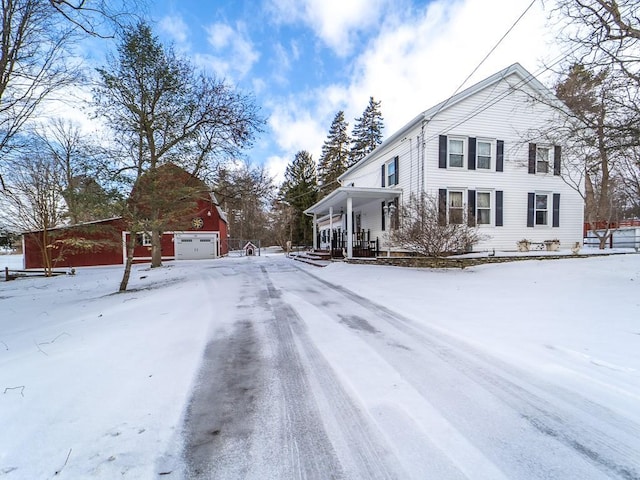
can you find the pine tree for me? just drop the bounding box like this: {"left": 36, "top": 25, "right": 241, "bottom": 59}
{"left": 349, "top": 97, "right": 384, "bottom": 167}
{"left": 281, "top": 150, "right": 318, "bottom": 245}
{"left": 317, "top": 111, "right": 350, "bottom": 196}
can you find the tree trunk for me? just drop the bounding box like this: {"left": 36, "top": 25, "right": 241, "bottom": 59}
{"left": 599, "top": 235, "right": 608, "bottom": 249}
{"left": 41, "top": 229, "right": 53, "bottom": 277}
{"left": 151, "top": 229, "right": 162, "bottom": 268}
{"left": 119, "top": 232, "right": 137, "bottom": 292}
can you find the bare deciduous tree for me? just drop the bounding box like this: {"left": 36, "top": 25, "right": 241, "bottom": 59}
{"left": 36, "top": 119, "right": 120, "bottom": 224}
{"left": 552, "top": 0, "right": 640, "bottom": 233}
{"left": 0, "top": 145, "right": 66, "bottom": 275}
{"left": 94, "top": 23, "right": 263, "bottom": 290}
{"left": 0, "top": 0, "right": 142, "bottom": 189}
{"left": 392, "top": 194, "right": 484, "bottom": 257}
{"left": 214, "top": 161, "right": 274, "bottom": 245}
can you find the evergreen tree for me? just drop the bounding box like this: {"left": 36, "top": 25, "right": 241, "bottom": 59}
{"left": 349, "top": 97, "right": 384, "bottom": 167}
{"left": 94, "top": 22, "right": 262, "bottom": 289}
{"left": 317, "top": 111, "right": 350, "bottom": 196}
{"left": 281, "top": 150, "right": 318, "bottom": 245}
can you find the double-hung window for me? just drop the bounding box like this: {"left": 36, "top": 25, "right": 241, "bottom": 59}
{"left": 448, "top": 139, "right": 464, "bottom": 168}
{"left": 477, "top": 141, "right": 492, "bottom": 170}
{"left": 536, "top": 146, "right": 551, "bottom": 174}
{"left": 387, "top": 159, "right": 397, "bottom": 186}
{"left": 382, "top": 156, "right": 399, "bottom": 187}
{"left": 535, "top": 193, "right": 549, "bottom": 225}
{"left": 476, "top": 192, "right": 491, "bottom": 224}
{"left": 448, "top": 190, "right": 464, "bottom": 224}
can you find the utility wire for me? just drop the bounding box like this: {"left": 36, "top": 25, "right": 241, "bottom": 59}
{"left": 428, "top": 0, "right": 539, "bottom": 122}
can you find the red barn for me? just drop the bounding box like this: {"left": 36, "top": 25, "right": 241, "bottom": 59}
{"left": 23, "top": 166, "right": 228, "bottom": 269}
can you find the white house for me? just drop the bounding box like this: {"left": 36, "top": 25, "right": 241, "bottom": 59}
{"left": 304, "top": 63, "right": 585, "bottom": 258}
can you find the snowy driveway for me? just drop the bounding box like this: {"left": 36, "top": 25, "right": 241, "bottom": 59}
{"left": 179, "top": 256, "right": 640, "bottom": 479}
{"left": 1, "top": 253, "right": 639, "bottom": 479}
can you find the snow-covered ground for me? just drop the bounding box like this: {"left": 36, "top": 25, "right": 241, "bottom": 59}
{"left": 312, "top": 252, "right": 640, "bottom": 426}
{"left": 0, "top": 251, "right": 638, "bottom": 478}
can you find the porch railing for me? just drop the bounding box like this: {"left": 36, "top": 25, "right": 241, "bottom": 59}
{"left": 317, "top": 229, "right": 378, "bottom": 258}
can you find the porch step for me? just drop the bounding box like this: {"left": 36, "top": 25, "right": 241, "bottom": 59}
{"left": 307, "top": 250, "right": 332, "bottom": 260}
{"left": 290, "top": 251, "right": 332, "bottom": 267}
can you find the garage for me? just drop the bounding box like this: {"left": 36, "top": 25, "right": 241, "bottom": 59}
{"left": 174, "top": 232, "right": 219, "bottom": 260}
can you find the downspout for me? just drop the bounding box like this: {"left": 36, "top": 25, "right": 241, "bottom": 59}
{"left": 313, "top": 213, "right": 318, "bottom": 250}
{"left": 329, "top": 207, "right": 333, "bottom": 258}
{"left": 409, "top": 137, "right": 413, "bottom": 199}
{"left": 346, "top": 197, "right": 353, "bottom": 258}
{"left": 420, "top": 119, "right": 427, "bottom": 198}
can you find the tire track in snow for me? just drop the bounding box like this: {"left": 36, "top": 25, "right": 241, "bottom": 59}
{"left": 285, "top": 261, "right": 640, "bottom": 480}
{"left": 259, "top": 265, "right": 408, "bottom": 479}
{"left": 181, "top": 278, "right": 265, "bottom": 479}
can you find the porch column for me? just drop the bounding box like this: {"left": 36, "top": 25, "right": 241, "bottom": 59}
{"left": 329, "top": 207, "right": 333, "bottom": 256}
{"left": 346, "top": 196, "right": 353, "bottom": 258}
{"left": 313, "top": 213, "right": 318, "bottom": 250}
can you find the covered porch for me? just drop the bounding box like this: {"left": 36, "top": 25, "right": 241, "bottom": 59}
{"left": 304, "top": 186, "right": 402, "bottom": 259}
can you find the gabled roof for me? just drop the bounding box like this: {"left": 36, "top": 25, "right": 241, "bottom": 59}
{"left": 339, "top": 62, "right": 562, "bottom": 180}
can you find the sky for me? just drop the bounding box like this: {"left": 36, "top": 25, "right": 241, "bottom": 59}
{"left": 76, "top": 0, "right": 560, "bottom": 186}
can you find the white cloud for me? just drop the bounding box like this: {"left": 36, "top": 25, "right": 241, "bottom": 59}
{"left": 158, "top": 15, "right": 190, "bottom": 45}
{"left": 202, "top": 22, "right": 259, "bottom": 80}
{"left": 265, "top": 0, "right": 558, "bottom": 183}
{"left": 269, "top": 100, "right": 328, "bottom": 158}
{"left": 265, "top": 155, "right": 290, "bottom": 185}
{"left": 268, "top": 0, "right": 395, "bottom": 56}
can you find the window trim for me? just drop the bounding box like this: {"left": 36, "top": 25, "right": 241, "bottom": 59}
{"left": 534, "top": 192, "right": 551, "bottom": 226}
{"left": 447, "top": 189, "right": 465, "bottom": 224}
{"left": 475, "top": 190, "right": 492, "bottom": 225}
{"left": 536, "top": 146, "right": 551, "bottom": 174}
{"left": 137, "top": 232, "right": 152, "bottom": 246}
{"left": 448, "top": 138, "right": 466, "bottom": 169}
{"left": 386, "top": 157, "right": 397, "bottom": 186}
{"left": 476, "top": 139, "right": 493, "bottom": 170}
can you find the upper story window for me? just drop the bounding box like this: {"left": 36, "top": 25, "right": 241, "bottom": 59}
{"left": 477, "top": 141, "right": 492, "bottom": 170}
{"left": 529, "top": 143, "right": 561, "bottom": 175}
{"left": 387, "top": 158, "right": 397, "bottom": 186}
{"left": 381, "top": 156, "right": 399, "bottom": 187}
{"left": 536, "top": 146, "right": 550, "bottom": 174}
{"left": 440, "top": 135, "right": 504, "bottom": 171}
{"left": 448, "top": 139, "right": 464, "bottom": 168}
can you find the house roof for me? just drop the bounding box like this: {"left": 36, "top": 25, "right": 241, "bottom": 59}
{"left": 339, "top": 62, "right": 562, "bottom": 181}
{"left": 21, "top": 217, "right": 124, "bottom": 235}
{"left": 304, "top": 186, "right": 402, "bottom": 216}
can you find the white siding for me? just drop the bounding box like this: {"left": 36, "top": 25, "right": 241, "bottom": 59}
{"left": 341, "top": 71, "right": 585, "bottom": 252}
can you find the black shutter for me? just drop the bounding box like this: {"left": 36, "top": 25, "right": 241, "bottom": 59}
{"left": 381, "top": 202, "right": 386, "bottom": 231}
{"left": 496, "top": 140, "right": 504, "bottom": 172}
{"left": 527, "top": 192, "right": 535, "bottom": 227}
{"left": 554, "top": 146, "right": 561, "bottom": 176}
{"left": 467, "top": 189, "right": 476, "bottom": 226}
{"left": 496, "top": 190, "right": 503, "bottom": 226}
{"left": 468, "top": 137, "right": 476, "bottom": 170}
{"left": 552, "top": 193, "right": 560, "bottom": 227}
{"left": 438, "top": 189, "right": 447, "bottom": 225}
{"left": 528, "top": 143, "right": 536, "bottom": 174}
{"left": 381, "top": 164, "right": 385, "bottom": 187}
{"left": 394, "top": 156, "right": 399, "bottom": 185}
{"left": 439, "top": 135, "right": 447, "bottom": 169}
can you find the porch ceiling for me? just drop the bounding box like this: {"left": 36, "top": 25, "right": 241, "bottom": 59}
{"left": 304, "top": 186, "right": 402, "bottom": 216}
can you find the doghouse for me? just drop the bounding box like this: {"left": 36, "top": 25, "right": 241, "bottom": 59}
{"left": 243, "top": 241, "right": 257, "bottom": 256}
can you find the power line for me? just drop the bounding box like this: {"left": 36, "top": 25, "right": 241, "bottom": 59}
{"left": 428, "top": 0, "right": 538, "bottom": 122}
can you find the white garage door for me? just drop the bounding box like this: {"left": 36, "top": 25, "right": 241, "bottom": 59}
{"left": 175, "top": 233, "right": 218, "bottom": 260}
